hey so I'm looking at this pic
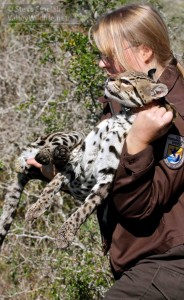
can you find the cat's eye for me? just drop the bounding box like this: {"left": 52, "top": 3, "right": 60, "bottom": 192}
{"left": 120, "top": 79, "right": 131, "bottom": 85}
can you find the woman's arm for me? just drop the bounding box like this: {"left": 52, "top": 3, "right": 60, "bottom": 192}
{"left": 111, "top": 106, "right": 184, "bottom": 219}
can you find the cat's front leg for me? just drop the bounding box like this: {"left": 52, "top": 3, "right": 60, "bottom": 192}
{"left": 56, "top": 181, "right": 111, "bottom": 248}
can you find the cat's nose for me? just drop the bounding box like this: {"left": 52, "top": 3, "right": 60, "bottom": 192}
{"left": 106, "top": 77, "right": 116, "bottom": 86}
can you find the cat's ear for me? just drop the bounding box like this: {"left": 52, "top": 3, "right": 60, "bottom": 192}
{"left": 148, "top": 68, "right": 156, "bottom": 79}
{"left": 150, "top": 83, "right": 168, "bottom": 99}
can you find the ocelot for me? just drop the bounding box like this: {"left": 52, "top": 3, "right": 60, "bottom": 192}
{"left": 0, "top": 70, "right": 173, "bottom": 249}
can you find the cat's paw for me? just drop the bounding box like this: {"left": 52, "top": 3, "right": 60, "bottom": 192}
{"left": 35, "top": 148, "right": 51, "bottom": 165}
{"left": 56, "top": 222, "right": 76, "bottom": 249}
{"left": 52, "top": 145, "right": 70, "bottom": 168}
{"left": 14, "top": 157, "right": 27, "bottom": 173}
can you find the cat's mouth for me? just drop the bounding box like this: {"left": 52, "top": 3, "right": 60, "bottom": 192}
{"left": 105, "top": 80, "right": 122, "bottom": 101}
{"left": 105, "top": 86, "right": 122, "bottom": 101}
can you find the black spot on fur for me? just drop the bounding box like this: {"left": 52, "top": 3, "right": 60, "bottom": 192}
{"left": 88, "top": 205, "right": 92, "bottom": 212}
{"left": 88, "top": 160, "right": 94, "bottom": 164}
{"left": 52, "top": 141, "right": 61, "bottom": 146}
{"left": 117, "top": 132, "right": 122, "bottom": 143}
{"left": 87, "top": 180, "right": 94, "bottom": 184}
{"left": 109, "top": 145, "right": 120, "bottom": 159}
{"left": 11, "top": 211, "right": 16, "bottom": 219}
{"left": 11, "top": 195, "right": 20, "bottom": 200}
{"left": 4, "top": 223, "right": 11, "bottom": 231}
{"left": 82, "top": 142, "right": 86, "bottom": 152}
{"left": 70, "top": 135, "right": 75, "bottom": 142}
{"left": 62, "top": 140, "right": 68, "bottom": 146}
{"left": 94, "top": 127, "right": 99, "bottom": 134}
{"left": 37, "top": 140, "right": 46, "bottom": 146}
{"left": 70, "top": 171, "right": 76, "bottom": 181}
{"left": 48, "top": 137, "right": 54, "bottom": 142}
{"left": 99, "top": 167, "right": 116, "bottom": 175}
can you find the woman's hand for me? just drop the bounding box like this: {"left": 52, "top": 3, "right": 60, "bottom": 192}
{"left": 126, "top": 106, "right": 173, "bottom": 154}
{"left": 26, "top": 158, "right": 57, "bottom": 180}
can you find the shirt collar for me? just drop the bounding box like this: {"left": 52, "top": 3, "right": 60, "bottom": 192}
{"left": 158, "top": 58, "right": 179, "bottom": 92}
{"left": 158, "top": 59, "right": 184, "bottom": 118}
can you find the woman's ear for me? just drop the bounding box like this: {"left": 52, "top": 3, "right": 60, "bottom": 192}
{"left": 139, "top": 44, "right": 153, "bottom": 64}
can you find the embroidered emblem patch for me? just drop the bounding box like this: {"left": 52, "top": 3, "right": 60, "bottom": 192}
{"left": 164, "top": 134, "right": 184, "bottom": 169}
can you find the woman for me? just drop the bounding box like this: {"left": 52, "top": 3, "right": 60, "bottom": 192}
{"left": 91, "top": 4, "right": 184, "bottom": 299}
{"left": 28, "top": 4, "right": 184, "bottom": 298}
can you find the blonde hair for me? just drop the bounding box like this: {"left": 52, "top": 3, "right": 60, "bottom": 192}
{"left": 92, "top": 4, "right": 184, "bottom": 76}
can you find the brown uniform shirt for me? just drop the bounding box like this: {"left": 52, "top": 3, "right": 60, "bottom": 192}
{"left": 97, "top": 61, "right": 184, "bottom": 276}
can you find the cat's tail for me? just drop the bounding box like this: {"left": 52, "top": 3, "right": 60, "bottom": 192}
{"left": 0, "top": 173, "right": 28, "bottom": 248}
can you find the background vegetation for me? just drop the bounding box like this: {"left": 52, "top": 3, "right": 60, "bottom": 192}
{"left": 0, "top": 0, "right": 184, "bottom": 299}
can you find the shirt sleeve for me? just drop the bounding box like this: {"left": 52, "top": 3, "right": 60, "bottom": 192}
{"left": 111, "top": 139, "right": 184, "bottom": 220}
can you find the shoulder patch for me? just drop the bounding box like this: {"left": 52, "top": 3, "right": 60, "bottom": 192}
{"left": 164, "top": 134, "right": 184, "bottom": 169}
